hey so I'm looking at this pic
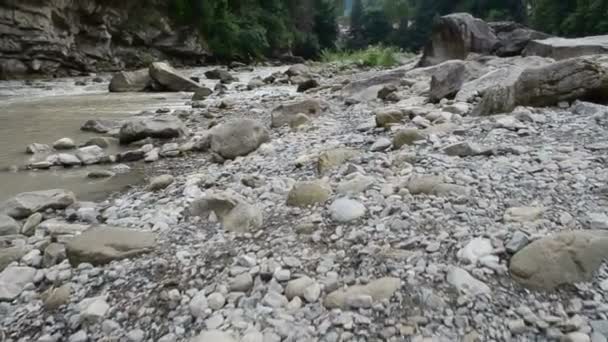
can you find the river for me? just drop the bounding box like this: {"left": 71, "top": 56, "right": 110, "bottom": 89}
{"left": 0, "top": 66, "right": 282, "bottom": 202}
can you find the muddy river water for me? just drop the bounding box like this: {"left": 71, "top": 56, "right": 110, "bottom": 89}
{"left": 0, "top": 66, "right": 281, "bottom": 202}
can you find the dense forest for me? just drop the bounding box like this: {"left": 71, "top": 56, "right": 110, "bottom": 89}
{"left": 167, "top": 0, "right": 608, "bottom": 61}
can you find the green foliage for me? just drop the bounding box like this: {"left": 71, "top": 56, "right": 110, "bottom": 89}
{"left": 320, "top": 45, "right": 404, "bottom": 67}
{"left": 164, "top": 0, "right": 338, "bottom": 61}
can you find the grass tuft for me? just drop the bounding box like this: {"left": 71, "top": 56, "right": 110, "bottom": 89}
{"left": 320, "top": 45, "right": 406, "bottom": 68}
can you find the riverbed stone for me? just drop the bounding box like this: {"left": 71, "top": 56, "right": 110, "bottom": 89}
{"left": 21, "top": 212, "right": 42, "bottom": 236}
{"left": 146, "top": 175, "right": 174, "bottom": 191}
{"left": 53, "top": 137, "right": 76, "bottom": 150}
{"left": 75, "top": 145, "right": 105, "bottom": 165}
{"left": 329, "top": 198, "right": 366, "bottom": 222}
{"left": 271, "top": 98, "right": 323, "bottom": 128}
{"left": 66, "top": 226, "right": 157, "bottom": 266}
{"left": 149, "top": 62, "right": 201, "bottom": 91}
{"left": 119, "top": 116, "right": 187, "bottom": 144}
{"left": 317, "top": 148, "right": 359, "bottom": 175}
{"left": 504, "top": 206, "right": 544, "bottom": 222}
{"left": 0, "top": 246, "right": 31, "bottom": 271}
{"left": 0, "top": 214, "right": 20, "bottom": 236}
{"left": 286, "top": 180, "right": 332, "bottom": 207}
{"left": 446, "top": 266, "right": 491, "bottom": 296}
{"left": 43, "top": 243, "right": 66, "bottom": 267}
{"left": 26, "top": 143, "right": 51, "bottom": 154}
{"left": 81, "top": 119, "right": 119, "bottom": 134}
{"left": 57, "top": 153, "right": 81, "bottom": 166}
{"left": 192, "top": 330, "right": 236, "bottom": 342}
{"left": 192, "top": 87, "right": 213, "bottom": 101}
{"left": 510, "top": 231, "right": 608, "bottom": 290}
{"left": 109, "top": 69, "right": 151, "bottom": 92}
{"left": 324, "top": 277, "right": 400, "bottom": 309}
{"left": 0, "top": 266, "right": 37, "bottom": 300}
{"left": 42, "top": 284, "right": 71, "bottom": 310}
{"left": 189, "top": 191, "right": 263, "bottom": 233}
{"left": 209, "top": 119, "right": 270, "bottom": 159}
{"left": 1, "top": 189, "right": 76, "bottom": 219}
{"left": 393, "top": 128, "right": 426, "bottom": 148}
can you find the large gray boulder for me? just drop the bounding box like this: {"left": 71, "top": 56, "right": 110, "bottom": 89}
{"left": 0, "top": 214, "right": 20, "bottom": 236}
{"left": 473, "top": 55, "right": 608, "bottom": 116}
{"left": 149, "top": 62, "right": 201, "bottom": 91}
{"left": 108, "top": 69, "right": 151, "bottom": 92}
{"left": 429, "top": 60, "right": 467, "bottom": 102}
{"left": 419, "top": 13, "right": 498, "bottom": 67}
{"left": 490, "top": 21, "right": 551, "bottom": 57}
{"left": 524, "top": 35, "right": 608, "bottom": 60}
{"left": 1, "top": 189, "right": 76, "bottom": 219}
{"left": 119, "top": 116, "right": 187, "bottom": 144}
{"left": 189, "top": 191, "right": 263, "bottom": 233}
{"left": 209, "top": 119, "right": 270, "bottom": 159}
{"left": 271, "top": 99, "right": 323, "bottom": 128}
{"left": 66, "top": 226, "right": 157, "bottom": 266}
{"left": 510, "top": 231, "right": 608, "bottom": 290}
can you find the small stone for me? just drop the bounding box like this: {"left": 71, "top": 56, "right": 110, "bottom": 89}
{"left": 0, "top": 266, "right": 36, "bottom": 300}
{"left": 127, "top": 329, "right": 145, "bottom": 342}
{"left": 263, "top": 291, "right": 288, "bottom": 308}
{"left": 42, "top": 284, "right": 71, "bottom": 311}
{"left": 68, "top": 330, "right": 87, "bottom": 342}
{"left": 504, "top": 206, "right": 544, "bottom": 222}
{"left": 457, "top": 238, "right": 493, "bottom": 265}
{"left": 274, "top": 268, "right": 291, "bottom": 281}
{"left": 508, "top": 319, "right": 527, "bottom": 334}
{"left": 329, "top": 198, "right": 366, "bottom": 222}
{"left": 78, "top": 296, "right": 109, "bottom": 322}
{"left": 53, "top": 138, "right": 76, "bottom": 150}
{"left": 303, "top": 282, "right": 321, "bottom": 302}
{"left": 562, "top": 332, "right": 591, "bottom": 342}
{"left": 230, "top": 273, "right": 253, "bottom": 292}
{"left": 344, "top": 294, "right": 373, "bottom": 309}
{"left": 506, "top": 231, "right": 530, "bottom": 253}
{"left": 446, "top": 267, "right": 491, "bottom": 296}
{"left": 370, "top": 138, "right": 392, "bottom": 152}
{"left": 192, "top": 330, "right": 236, "bottom": 342}
{"left": 285, "top": 276, "right": 315, "bottom": 300}
{"left": 287, "top": 180, "right": 332, "bottom": 207}
{"left": 146, "top": 175, "right": 175, "bottom": 191}
{"left": 207, "top": 292, "right": 226, "bottom": 310}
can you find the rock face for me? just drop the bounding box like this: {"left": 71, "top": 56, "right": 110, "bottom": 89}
{"left": 510, "top": 231, "right": 608, "bottom": 290}
{"left": 119, "top": 116, "right": 187, "bottom": 144}
{"left": 209, "top": 119, "right": 270, "bottom": 159}
{"left": 419, "top": 13, "right": 498, "bottom": 67}
{"left": 271, "top": 99, "right": 323, "bottom": 128}
{"left": 525, "top": 35, "right": 608, "bottom": 60}
{"left": 109, "top": 69, "right": 151, "bottom": 92}
{"left": 149, "top": 62, "right": 202, "bottom": 91}
{"left": 0, "top": 1, "right": 208, "bottom": 79}
{"left": 474, "top": 56, "right": 608, "bottom": 115}
{"left": 66, "top": 227, "right": 157, "bottom": 266}
{"left": 189, "top": 191, "right": 263, "bottom": 233}
{"left": 1, "top": 189, "right": 76, "bottom": 219}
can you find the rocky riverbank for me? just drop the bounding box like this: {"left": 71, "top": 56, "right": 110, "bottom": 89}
{"left": 3, "top": 13, "right": 608, "bottom": 342}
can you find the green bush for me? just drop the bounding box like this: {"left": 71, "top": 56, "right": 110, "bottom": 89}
{"left": 321, "top": 45, "right": 405, "bottom": 68}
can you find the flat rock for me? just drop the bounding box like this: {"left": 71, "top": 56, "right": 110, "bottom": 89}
{"left": 109, "top": 69, "right": 151, "bottom": 92}
{"left": 192, "top": 330, "right": 236, "bottom": 342}
{"left": 504, "top": 206, "right": 544, "bottom": 222}
{"left": 209, "top": 119, "right": 270, "bottom": 159}
{"left": 447, "top": 266, "right": 491, "bottom": 296}
{"left": 119, "top": 116, "right": 186, "bottom": 144}
{"left": 146, "top": 175, "right": 174, "bottom": 191}
{"left": 271, "top": 99, "right": 323, "bottom": 128}
{"left": 286, "top": 180, "right": 332, "bottom": 207}
{"left": 0, "top": 266, "right": 37, "bottom": 300}
{"left": 0, "top": 214, "right": 20, "bottom": 236}
{"left": 525, "top": 35, "right": 608, "bottom": 60}
{"left": 510, "top": 231, "right": 608, "bottom": 290}
{"left": 324, "top": 277, "right": 400, "bottom": 309}
{"left": 329, "top": 198, "right": 366, "bottom": 222}
{"left": 1, "top": 189, "right": 76, "bottom": 219}
{"left": 189, "top": 191, "right": 263, "bottom": 233}
{"left": 317, "top": 148, "right": 359, "bottom": 175}
{"left": 149, "top": 62, "right": 201, "bottom": 91}
{"left": 75, "top": 146, "right": 105, "bottom": 165}
{"left": 66, "top": 226, "right": 157, "bottom": 266}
